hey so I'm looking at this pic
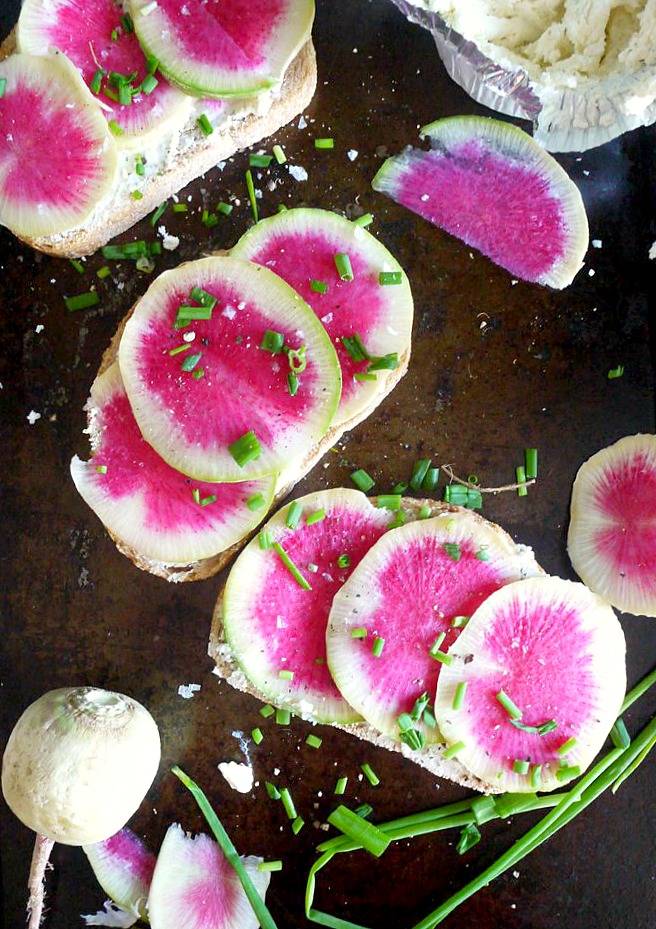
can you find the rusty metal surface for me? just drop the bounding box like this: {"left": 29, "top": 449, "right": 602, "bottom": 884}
{"left": 1, "top": 2, "right": 655, "bottom": 928}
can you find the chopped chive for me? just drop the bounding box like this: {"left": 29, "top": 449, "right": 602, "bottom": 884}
{"left": 192, "top": 368, "right": 205, "bottom": 380}
{"left": 292, "top": 816, "right": 305, "bottom": 835}
{"left": 353, "top": 213, "right": 374, "bottom": 227}
{"left": 258, "top": 530, "right": 273, "bottom": 550}
{"left": 306, "top": 508, "right": 326, "bottom": 526}
{"left": 341, "top": 333, "right": 370, "bottom": 362}
{"left": 392, "top": 482, "right": 408, "bottom": 494}
{"left": 452, "top": 682, "right": 467, "bottom": 711}
{"left": 350, "top": 468, "right": 375, "bottom": 492}
{"left": 456, "top": 822, "right": 481, "bottom": 855}
{"left": 96, "top": 266, "right": 111, "bottom": 279}
{"left": 189, "top": 286, "right": 217, "bottom": 309}
{"left": 279, "top": 787, "right": 297, "bottom": 820}
{"left": 475, "top": 547, "right": 490, "bottom": 561}
{"left": 130, "top": 189, "right": 143, "bottom": 200}
{"left": 108, "top": 119, "right": 123, "bottom": 136}
{"left": 367, "top": 352, "right": 399, "bottom": 372}
{"left": 556, "top": 765, "right": 581, "bottom": 783}
{"left": 118, "top": 82, "right": 132, "bottom": 105}
{"left": 192, "top": 487, "right": 201, "bottom": 504}
{"left": 496, "top": 690, "right": 523, "bottom": 720}
{"left": 516, "top": 464, "right": 528, "bottom": 496}
{"left": 376, "top": 494, "right": 402, "bottom": 510}
{"left": 260, "top": 704, "right": 276, "bottom": 719}
{"left": 173, "top": 203, "right": 187, "bottom": 212}
{"left": 429, "top": 632, "right": 446, "bottom": 656}
{"left": 285, "top": 500, "right": 304, "bottom": 530}
{"left": 120, "top": 11, "right": 134, "bottom": 32}
{"left": 530, "top": 764, "right": 543, "bottom": 788}
{"left": 337, "top": 553, "right": 351, "bottom": 568}
{"left": 510, "top": 717, "right": 558, "bottom": 735}
{"left": 95, "top": 464, "right": 107, "bottom": 474}
{"left": 410, "top": 692, "right": 431, "bottom": 722}
{"left": 354, "top": 803, "right": 373, "bottom": 819}
{"left": 90, "top": 69, "right": 104, "bottom": 94}
{"left": 451, "top": 615, "right": 469, "bottom": 628}
{"left": 371, "top": 636, "right": 385, "bottom": 658}
{"left": 265, "top": 781, "right": 281, "bottom": 800}
{"left": 145, "top": 53, "right": 159, "bottom": 74}
{"left": 443, "top": 741, "right": 465, "bottom": 760}
{"left": 272, "top": 542, "right": 312, "bottom": 591}
{"left": 607, "top": 364, "right": 625, "bottom": 379}
{"left": 360, "top": 763, "right": 380, "bottom": 786}
{"left": 135, "top": 154, "right": 145, "bottom": 176}
{"left": 260, "top": 329, "right": 285, "bottom": 354}
{"left": 513, "top": 759, "right": 530, "bottom": 775}
{"left": 245, "top": 169, "right": 259, "bottom": 223}
{"left": 0, "top": 78, "right": 6, "bottom": 98}
{"left": 306, "top": 734, "right": 322, "bottom": 749}
{"left": 246, "top": 492, "right": 265, "bottom": 511}
{"left": 334, "top": 253, "right": 354, "bottom": 281}
{"left": 200, "top": 494, "right": 217, "bottom": 507}
{"left": 101, "top": 241, "right": 154, "bottom": 260}
{"left": 525, "top": 447, "right": 538, "bottom": 480}
{"left": 278, "top": 669, "right": 294, "bottom": 680}
{"left": 203, "top": 211, "right": 219, "bottom": 228}
{"left": 379, "top": 270, "right": 403, "bottom": 286}
{"left": 419, "top": 504, "right": 432, "bottom": 519}
{"left": 557, "top": 736, "right": 578, "bottom": 757}
{"left": 228, "top": 430, "right": 262, "bottom": 468}
{"left": 171, "top": 768, "right": 279, "bottom": 929}
{"left": 69, "top": 258, "right": 85, "bottom": 274}
{"left": 400, "top": 727, "right": 426, "bottom": 751}
{"left": 272, "top": 144, "right": 286, "bottom": 164}
{"left": 110, "top": 28, "right": 118, "bottom": 41}
{"left": 249, "top": 153, "right": 273, "bottom": 167}
{"left": 443, "top": 542, "right": 461, "bottom": 562}
{"left": 287, "top": 372, "right": 299, "bottom": 396}
{"left": 169, "top": 343, "right": 190, "bottom": 356}
{"left": 611, "top": 718, "right": 631, "bottom": 750}
{"left": 327, "top": 805, "right": 391, "bottom": 858}
{"left": 258, "top": 860, "right": 283, "bottom": 872}
{"left": 140, "top": 73, "right": 158, "bottom": 94}
{"left": 444, "top": 483, "right": 483, "bottom": 509}
{"left": 315, "top": 137, "right": 334, "bottom": 149}
{"left": 471, "top": 795, "right": 497, "bottom": 825}
{"left": 285, "top": 344, "right": 307, "bottom": 374}
{"left": 422, "top": 467, "right": 440, "bottom": 492}
{"left": 252, "top": 727, "right": 264, "bottom": 745}
{"left": 350, "top": 627, "right": 367, "bottom": 639}
{"left": 150, "top": 200, "right": 168, "bottom": 227}
{"left": 217, "top": 201, "right": 233, "bottom": 215}
{"left": 354, "top": 372, "right": 377, "bottom": 381}
{"left": 176, "top": 303, "right": 213, "bottom": 324}
{"left": 310, "top": 279, "right": 328, "bottom": 294}
{"left": 430, "top": 649, "right": 452, "bottom": 666}
{"left": 410, "top": 458, "right": 432, "bottom": 490}
{"left": 334, "top": 776, "right": 348, "bottom": 796}
{"left": 65, "top": 291, "right": 100, "bottom": 312}
{"left": 196, "top": 113, "right": 214, "bottom": 136}
{"left": 180, "top": 351, "right": 202, "bottom": 372}
{"left": 276, "top": 707, "right": 291, "bottom": 726}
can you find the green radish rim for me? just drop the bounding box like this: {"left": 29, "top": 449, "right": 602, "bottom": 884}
{"left": 129, "top": 0, "right": 315, "bottom": 99}
{"left": 118, "top": 256, "right": 341, "bottom": 483}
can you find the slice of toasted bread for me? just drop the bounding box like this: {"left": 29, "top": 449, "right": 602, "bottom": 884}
{"left": 208, "top": 497, "right": 541, "bottom": 792}
{"left": 0, "top": 31, "right": 316, "bottom": 257}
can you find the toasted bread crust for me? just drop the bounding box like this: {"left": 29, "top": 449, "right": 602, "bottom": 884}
{"left": 0, "top": 36, "right": 316, "bottom": 257}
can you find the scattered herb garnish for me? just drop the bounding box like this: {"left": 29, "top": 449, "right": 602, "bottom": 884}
{"left": 379, "top": 271, "right": 402, "bottom": 286}
{"left": 272, "top": 542, "right": 311, "bottom": 591}
{"left": 334, "top": 253, "right": 354, "bottom": 281}
{"left": 65, "top": 291, "right": 100, "bottom": 313}
{"left": 196, "top": 113, "right": 213, "bottom": 136}
{"left": 350, "top": 468, "right": 375, "bottom": 492}
{"left": 228, "top": 431, "right": 262, "bottom": 468}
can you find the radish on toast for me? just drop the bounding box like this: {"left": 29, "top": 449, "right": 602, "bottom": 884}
{"left": 17, "top": 0, "right": 191, "bottom": 145}
{"left": 433, "top": 576, "right": 626, "bottom": 792}
{"left": 371, "top": 116, "right": 589, "bottom": 289}
{"left": 70, "top": 363, "right": 277, "bottom": 579}
{"left": 568, "top": 433, "right": 656, "bottom": 617}
{"left": 229, "top": 207, "right": 413, "bottom": 435}
{"left": 129, "top": 0, "right": 315, "bottom": 99}
{"left": 0, "top": 52, "right": 118, "bottom": 239}
{"left": 117, "top": 255, "right": 341, "bottom": 483}
{"left": 326, "top": 509, "right": 542, "bottom": 747}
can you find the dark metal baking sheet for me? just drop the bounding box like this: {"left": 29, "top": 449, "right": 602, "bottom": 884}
{"left": 1, "top": 2, "right": 655, "bottom": 928}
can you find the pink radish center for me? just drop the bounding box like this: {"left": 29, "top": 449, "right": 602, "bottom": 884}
{"left": 96, "top": 828, "right": 156, "bottom": 887}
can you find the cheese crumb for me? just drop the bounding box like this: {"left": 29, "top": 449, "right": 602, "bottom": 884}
{"left": 177, "top": 683, "right": 201, "bottom": 699}
{"left": 218, "top": 761, "right": 254, "bottom": 793}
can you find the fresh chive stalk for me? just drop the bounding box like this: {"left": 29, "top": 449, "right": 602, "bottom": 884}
{"left": 456, "top": 822, "right": 481, "bottom": 855}
{"left": 496, "top": 690, "right": 523, "bottom": 720}
{"left": 279, "top": 787, "right": 297, "bottom": 820}
{"left": 451, "top": 681, "right": 467, "bottom": 711}
{"left": 327, "top": 806, "right": 390, "bottom": 858}
{"left": 272, "top": 542, "right": 312, "bottom": 591}
{"left": 246, "top": 169, "right": 259, "bottom": 222}
{"left": 360, "top": 763, "right": 380, "bottom": 787}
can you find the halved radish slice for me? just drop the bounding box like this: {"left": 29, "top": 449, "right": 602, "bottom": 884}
{"left": 0, "top": 52, "right": 118, "bottom": 238}
{"left": 220, "top": 488, "right": 395, "bottom": 723}
{"left": 129, "top": 0, "right": 315, "bottom": 98}
{"left": 567, "top": 434, "right": 656, "bottom": 616}
{"left": 146, "top": 823, "right": 270, "bottom": 929}
{"left": 83, "top": 827, "right": 155, "bottom": 922}
{"left": 17, "top": 0, "right": 191, "bottom": 143}
{"left": 70, "top": 363, "right": 276, "bottom": 567}
{"left": 230, "top": 208, "right": 413, "bottom": 428}
{"left": 434, "top": 577, "right": 626, "bottom": 793}
{"left": 371, "top": 116, "right": 589, "bottom": 289}
{"left": 326, "top": 510, "right": 542, "bottom": 745}
{"left": 118, "top": 256, "right": 341, "bottom": 483}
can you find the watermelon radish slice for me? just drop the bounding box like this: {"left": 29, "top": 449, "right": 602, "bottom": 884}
{"left": 433, "top": 576, "right": 626, "bottom": 793}
{"left": 326, "top": 509, "right": 542, "bottom": 745}
{"left": 70, "top": 363, "right": 276, "bottom": 568}
{"left": 146, "top": 823, "right": 270, "bottom": 929}
{"left": 117, "top": 256, "right": 341, "bottom": 483}
{"left": 0, "top": 52, "right": 118, "bottom": 238}
{"left": 230, "top": 208, "right": 413, "bottom": 428}
{"left": 83, "top": 828, "right": 155, "bottom": 922}
{"left": 567, "top": 434, "right": 656, "bottom": 617}
{"left": 219, "top": 488, "right": 395, "bottom": 723}
{"left": 371, "top": 116, "right": 589, "bottom": 289}
{"left": 128, "top": 0, "right": 315, "bottom": 98}
{"left": 17, "top": 0, "right": 191, "bottom": 144}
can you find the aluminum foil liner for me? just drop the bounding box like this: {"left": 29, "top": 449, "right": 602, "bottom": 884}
{"left": 392, "top": 0, "right": 656, "bottom": 152}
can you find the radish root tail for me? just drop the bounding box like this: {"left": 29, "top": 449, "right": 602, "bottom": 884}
{"left": 27, "top": 834, "right": 54, "bottom": 929}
